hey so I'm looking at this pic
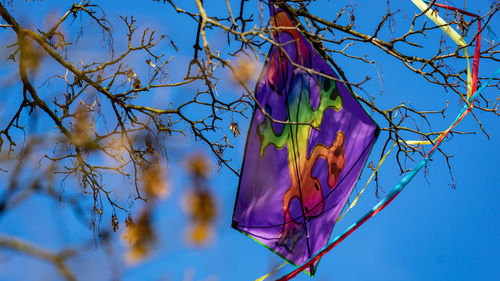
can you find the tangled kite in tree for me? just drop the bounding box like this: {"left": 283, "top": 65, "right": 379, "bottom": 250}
{"left": 232, "top": 5, "right": 379, "bottom": 275}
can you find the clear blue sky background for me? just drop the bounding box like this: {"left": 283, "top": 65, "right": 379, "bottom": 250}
{"left": 0, "top": 1, "right": 499, "bottom": 281}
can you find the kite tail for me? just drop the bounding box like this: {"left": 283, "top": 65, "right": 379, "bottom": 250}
{"left": 276, "top": 66, "right": 500, "bottom": 281}
{"left": 277, "top": 2, "right": 498, "bottom": 279}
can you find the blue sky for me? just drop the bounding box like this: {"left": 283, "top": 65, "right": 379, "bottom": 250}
{"left": 0, "top": 1, "right": 499, "bottom": 281}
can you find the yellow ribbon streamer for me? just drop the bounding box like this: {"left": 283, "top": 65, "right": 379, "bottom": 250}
{"left": 255, "top": 261, "right": 288, "bottom": 281}
{"left": 410, "top": 0, "right": 473, "bottom": 99}
{"left": 399, "top": 140, "right": 433, "bottom": 146}
{"left": 336, "top": 142, "right": 397, "bottom": 223}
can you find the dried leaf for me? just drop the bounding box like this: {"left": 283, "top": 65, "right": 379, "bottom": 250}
{"left": 143, "top": 161, "right": 170, "bottom": 200}
{"left": 71, "top": 105, "right": 92, "bottom": 147}
{"left": 186, "top": 189, "right": 216, "bottom": 224}
{"left": 146, "top": 58, "right": 156, "bottom": 68}
{"left": 232, "top": 57, "right": 257, "bottom": 84}
{"left": 122, "top": 212, "right": 155, "bottom": 264}
{"left": 182, "top": 188, "right": 217, "bottom": 246}
{"left": 188, "top": 222, "right": 214, "bottom": 246}
{"left": 187, "top": 154, "right": 210, "bottom": 179}
{"left": 20, "top": 38, "right": 44, "bottom": 74}
{"left": 133, "top": 78, "right": 142, "bottom": 89}
{"left": 230, "top": 122, "right": 240, "bottom": 138}
{"left": 112, "top": 214, "right": 119, "bottom": 232}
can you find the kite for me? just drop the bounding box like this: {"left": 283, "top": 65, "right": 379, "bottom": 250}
{"left": 232, "top": 5, "right": 379, "bottom": 275}
{"left": 230, "top": 1, "right": 500, "bottom": 280}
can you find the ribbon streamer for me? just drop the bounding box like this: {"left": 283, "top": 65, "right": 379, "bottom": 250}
{"left": 277, "top": 1, "right": 497, "bottom": 279}
{"left": 418, "top": 0, "right": 482, "bottom": 101}
{"left": 336, "top": 142, "right": 397, "bottom": 223}
{"left": 400, "top": 140, "right": 432, "bottom": 146}
{"left": 255, "top": 262, "right": 287, "bottom": 281}
{"left": 277, "top": 65, "right": 500, "bottom": 281}
{"left": 410, "top": 0, "right": 474, "bottom": 98}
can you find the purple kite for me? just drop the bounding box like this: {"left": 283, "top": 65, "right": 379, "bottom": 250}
{"left": 232, "top": 5, "right": 379, "bottom": 274}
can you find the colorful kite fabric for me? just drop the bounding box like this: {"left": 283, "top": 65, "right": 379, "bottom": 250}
{"left": 232, "top": 5, "right": 379, "bottom": 274}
